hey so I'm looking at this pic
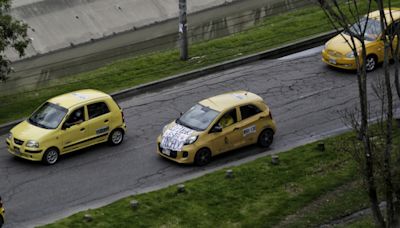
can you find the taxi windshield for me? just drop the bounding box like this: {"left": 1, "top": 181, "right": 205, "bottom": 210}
{"left": 177, "top": 104, "right": 220, "bottom": 131}
{"left": 28, "top": 102, "right": 68, "bottom": 129}
{"left": 345, "top": 17, "right": 381, "bottom": 41}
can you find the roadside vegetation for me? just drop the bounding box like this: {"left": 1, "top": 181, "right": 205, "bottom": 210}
{"left": 41, "top": 127, "right": 400, "bottom": 227}
{"left": 1, "top": 1, "right": 399, "bottom": 124}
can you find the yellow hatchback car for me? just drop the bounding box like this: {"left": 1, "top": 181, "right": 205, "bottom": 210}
{"left": 6, "top": 89, "right": 126, "bottom": 165}
{"left": 157, "top": 91, "right": 276, "bottom": 165}
{"left": 322, "top": 9, "right": 400, "bottom": 71}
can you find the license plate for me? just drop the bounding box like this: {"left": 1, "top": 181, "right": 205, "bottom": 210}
{"left": 162, "top": 148, "right": 171, "bottom": 156}
{"left": 329, "top": 59, "right": 336, "bottom": 64}
{"left": 14, "top": 147, "right": 21, "bottom": 155}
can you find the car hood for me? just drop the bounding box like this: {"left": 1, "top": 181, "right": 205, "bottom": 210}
{"left": 325, "top": 33, "right": 366, "bottom": 56}
{"left": 11, "top": 120, "right": 54, "bottom": 141}
{"left": 160, "top": 121, "right": 200, "bottom": 151}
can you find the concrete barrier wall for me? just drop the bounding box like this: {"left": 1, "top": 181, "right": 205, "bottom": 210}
{"left": 9, "top": 0, "right": 229, "bottom": 60}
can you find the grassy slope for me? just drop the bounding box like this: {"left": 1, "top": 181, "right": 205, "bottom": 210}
{"left": 42, "top": 132, "right": 375, "bottom": 227}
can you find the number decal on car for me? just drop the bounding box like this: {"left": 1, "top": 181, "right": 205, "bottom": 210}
{"left": 243, "top": 125, "right": 256, "bottom": 136}
{"left": 96, "top": 126, "right": 109, "bottom": 135}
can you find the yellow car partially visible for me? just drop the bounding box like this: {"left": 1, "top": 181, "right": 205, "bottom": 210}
{"left": 6, "top": 89, "right": 126, "bottom": 165}
{"left": 322, "top": 8, "right": 400, "bottom": 71}
{"left": 157, "top": 91, "right": 276, "bottom": 165}
{"left": 0, "top": 196, "right": 4, "bottom": 228}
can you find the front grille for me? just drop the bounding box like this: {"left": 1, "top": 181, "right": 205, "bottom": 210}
{"left": 158, "top": 144, "right": 177, "bottom": 158}
{"left": 14, "top": 138, "right": 24, "bottom": 145}
{"left": 25, "top": 149, "right": 42, "bottom": 154}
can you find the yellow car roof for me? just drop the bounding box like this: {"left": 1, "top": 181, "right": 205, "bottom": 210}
{"left": 47, "top": 89, "right": 110, "bottom": 109}
{"left": 368, "top": 8, "right": 400, "bottom": 23}
{"left": 199, "top": 91, "right": 263, "bottom": 112}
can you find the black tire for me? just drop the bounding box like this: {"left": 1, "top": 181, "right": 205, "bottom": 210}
{"left": 42, "top": 147, "right": 59, "bottom": 165}
{"left": 0, "top": 215, "right": 3, "bottom": 228}
{"left": 257, "top": 129, "right": 274, "bottom": 148}
{"left": 108, "top": 128, "right": 124, "bottom": 146}
{"left": 366, "top": 55, "right": 377, "bottom": 72}
{"left": 194, "top": 148, "right": 212, "bottom": 166}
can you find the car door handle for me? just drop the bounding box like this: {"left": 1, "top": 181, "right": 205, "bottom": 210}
{"left": 104, "top": 119, "right": 109, "bottom": 123}
{"left": 80, "top": 128, "right": 85, "bottom": 131}
{"left": 259, "top": 116, "right": 266, "bottom": 120}
{"left": 233, "top": 127, "right": 240, "bottom": 131}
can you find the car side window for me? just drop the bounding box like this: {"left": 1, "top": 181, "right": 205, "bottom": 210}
{"left": 218, "top": 109, "right": 237, "bottom": 128}
{"left": 88, "top": 102, "right": 110, "bottom": 119}
{"left": 240, "top": 104, "right": 261, "bottom": 120}
{"left": 388, "top": 21, "right": 400, "bottom": 34}
{"left": 65, "top": 107, "right": 85, "bottom": 125}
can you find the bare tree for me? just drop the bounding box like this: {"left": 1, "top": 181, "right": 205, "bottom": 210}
{"left": 318, "top": 0, "right": 385, "bottom": 226}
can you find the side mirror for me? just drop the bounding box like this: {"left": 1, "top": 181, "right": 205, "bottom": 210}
{"left": 62, "top": 120, "right": 82, "bottom": 130}
{"left": 62, "top": 122, "right": 72, "bottom": 130}
{"left": 210, "top": 124, "right": 222, "bottom": 133}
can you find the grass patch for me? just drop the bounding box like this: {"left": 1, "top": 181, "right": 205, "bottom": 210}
{"left": 41, "top": 132, "right": 373, "bottom": 227}
{"left": 2, "top": 1, "right": 399, "bottom": 124}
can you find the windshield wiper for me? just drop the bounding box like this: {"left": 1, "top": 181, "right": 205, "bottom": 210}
{"left": 29, "top": 118, "right": 50, "bottom": 129}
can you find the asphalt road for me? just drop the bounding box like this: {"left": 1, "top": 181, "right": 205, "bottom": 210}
{"left": 0, "top": 47, "right": 390, "bottom": 227}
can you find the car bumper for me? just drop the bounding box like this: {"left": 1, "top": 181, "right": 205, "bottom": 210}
{"left": 321, "top": 49, "right": 357, "bottom": 70}
{"left": 6, "top": 139, "right": 44, "bottom": 161}
{"left": 156, "top": 136, "right": 197, "bottom": 164}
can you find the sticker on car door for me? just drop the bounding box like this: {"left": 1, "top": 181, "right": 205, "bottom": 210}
{"left": 96, "top": 126, "right": 109, "bottom": 135}
{"left": 243, "top": 125, "right": 256, "bottom": 136}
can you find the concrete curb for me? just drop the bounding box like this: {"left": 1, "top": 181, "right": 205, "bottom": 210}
{"left": 0, "top": 30, "right": 338, "bottom": 135}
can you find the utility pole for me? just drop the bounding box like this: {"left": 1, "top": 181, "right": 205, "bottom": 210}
{"left": 179, "top": 0, "right": 188, "bottom": 60}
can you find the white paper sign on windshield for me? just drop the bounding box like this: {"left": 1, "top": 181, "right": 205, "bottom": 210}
{"left": 160, "top": 124, "right": 194, "bottom": 151}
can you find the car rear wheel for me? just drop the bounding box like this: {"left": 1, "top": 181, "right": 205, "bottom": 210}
{"left": 194, "top": 148, "right": 211, "bottom": 166}
{"left": 0, "top": 215, "right": 3, "bottom": 228}
{"left": 366, "top": 55, "right": 377, "bottom": 72}
{"left": 42, "top": 148, "right": 59, "bottom": 165}
{"left": 108, "top": 128, "right": 124, "bottom": 146}
{"left": 258, "top": 129, "right": 274, "bottom": 148}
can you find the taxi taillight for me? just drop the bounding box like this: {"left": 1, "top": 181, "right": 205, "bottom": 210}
{"left": 121, "top": 110, "right": 125, "bottom": 123}
{"left": 269, "top": 111, "right": 273, "bottom": 119}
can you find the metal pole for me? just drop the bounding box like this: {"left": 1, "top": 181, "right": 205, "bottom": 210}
{"left": 179, "top": 0, "right": 188, "bottom": 60}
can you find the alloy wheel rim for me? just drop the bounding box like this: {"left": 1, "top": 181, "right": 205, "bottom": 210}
{"left": 201, "top": 151, "right": 209, "bottom": 164}
{"left": 366, "top": 58, "right": 375, "bottom": 71}
{"left": 263, "top": 132, "right": 272, "bottom": 145}
{"left": 112, "top": 131, "right": 123, "bottom": 144}
{"left": 47, "top": 150, "right": 58, "bottom": 164}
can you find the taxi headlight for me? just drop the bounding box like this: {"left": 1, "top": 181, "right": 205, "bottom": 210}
{"left": 162, "top": 125, "right": 169, "bottom": 134}
{"left": 7, "top": 132, "right": 12, "bottom": 140}
{"left": 346, "top": 51, "right": 355, "bottom": 58}
{"left": 184, "top": 136, "right": 198, "bottom": 145}
{"left": 26, "top": 140, "right": 39, "bottom": 148}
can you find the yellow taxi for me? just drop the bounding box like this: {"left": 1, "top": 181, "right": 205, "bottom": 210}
{"left": 322, "top": 9, "right": 400, "bottom": 71}
{"left": 0, "top": 196, "right": 4, "bottom": 227}
{"left": 157, "top": 91, "right": 276, "bottom": 165}
{"left": 6, "top": 89, "right": 126, "bottom": 165}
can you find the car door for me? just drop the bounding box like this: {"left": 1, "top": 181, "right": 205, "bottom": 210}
{"left": 238, "top": 104, "right": 264, "bottom": 146}
{"left": 209, "top": 108, "right": 243, "bottom": 155}
{"left": 86, "top": 101, "right": 112, "bottom": 144}
{"left": 61, "top": 106, "right": 90, "bottom": 153}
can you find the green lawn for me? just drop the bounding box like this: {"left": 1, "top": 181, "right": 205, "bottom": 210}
{"left": 41, "top": 131, "right": 380, "bottom": 227}
{"left": 1, "top": 1, "right": 394, "bottom": 124}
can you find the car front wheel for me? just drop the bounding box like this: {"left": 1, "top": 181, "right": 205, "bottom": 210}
{"left": 258, "top": 129, "right": 274, "bottom": 148}
{"left": 108, "top": 129, "right": 124, "bottom": 146}
{"left": 194, "top": 148, "right": 211, "bottom": 166}
{"left": 42, "top": 148, "right": 59, "bottom": 165}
